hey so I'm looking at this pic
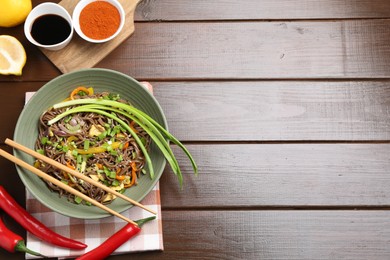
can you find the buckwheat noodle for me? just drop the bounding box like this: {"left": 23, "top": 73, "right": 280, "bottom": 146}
{"left": 34, "top": 91, "right": 150, "bottom": 205}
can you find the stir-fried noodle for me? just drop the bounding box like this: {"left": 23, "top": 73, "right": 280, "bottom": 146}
{"left": 34, "top": 88, "right": 150, "bottom": 205}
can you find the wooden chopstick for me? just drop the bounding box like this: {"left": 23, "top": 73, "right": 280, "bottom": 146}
{"left": 0, "top": 148, "right": 138, "bottom": 225}
{"left": 5, "top": 138, "right": 156, "bottom": 215}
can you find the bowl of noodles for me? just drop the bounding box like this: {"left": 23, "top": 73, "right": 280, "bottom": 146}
{"left": 13, "top": 68, "right": 167, "bottom": 219}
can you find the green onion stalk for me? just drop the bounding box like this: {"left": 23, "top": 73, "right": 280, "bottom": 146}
{"left": 48, "top": 99, "right": 198, "bottom": 187}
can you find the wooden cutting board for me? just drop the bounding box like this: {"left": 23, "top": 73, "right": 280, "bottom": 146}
{"left": 41, "top": 0, "right": 141, "bottom": 73}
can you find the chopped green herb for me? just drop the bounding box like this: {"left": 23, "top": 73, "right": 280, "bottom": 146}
{"left": 64, "top": 116, "right": 72, "bottom": 123}
{"left": 41, "top": 137, "right": 48, "bottom": 145}
{"left": 116, "top": 154, "right": 123, "bottom": 163}
{"left": 74, "top": 196, "right": 83, "bottom": 204}
{"left": 83, "top": 140, "right": 90, "bottom": 150}
{"left": 77, "top": 154, "right": 82, "bottom": 164}
{"left": 109, "top": 170, "right": 116, "bottom": 179}
{"left": 98, "top": 131, "right": 107, "bottom": 140}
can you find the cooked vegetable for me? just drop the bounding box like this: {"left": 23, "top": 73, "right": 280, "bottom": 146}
{"left": 48, "top": 96, "right": 198, "bottom": 185}
{"left": 35, "top": 92, "right": 151, "bottom": 204}
{"left": 0, "top": 186, "right": 86, "bottom": 249}
{"left": 76, "top": 216, "right": 155, "bottom": 260}
{"left": 35, "top": 88, "right": 197, "bottom": 205}
{"left": 70, "top": 86, "right": 93, "bottom": 100}
{"left": 0, "top": 217, "right": 45, "bottom": 257}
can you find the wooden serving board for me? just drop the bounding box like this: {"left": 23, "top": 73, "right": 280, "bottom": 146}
{"left": 41, "top": 0, "right": 141, "bottom": 73}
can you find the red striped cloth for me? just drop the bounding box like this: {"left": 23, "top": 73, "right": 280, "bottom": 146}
{"left": 25, "top": 185, "right": 163, "bottom": 259}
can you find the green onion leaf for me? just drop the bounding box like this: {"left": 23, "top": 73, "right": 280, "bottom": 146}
{"left": 49, "top": 98, "right": 198, "bottom": 187}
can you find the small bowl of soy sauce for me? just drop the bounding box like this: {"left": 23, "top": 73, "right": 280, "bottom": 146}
{"left": 24, "top": 3, "right": 73, "bottom": 51}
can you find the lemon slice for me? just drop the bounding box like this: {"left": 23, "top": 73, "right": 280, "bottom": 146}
{"left": 0, "top": 35, "right": 27, "bottom": 76}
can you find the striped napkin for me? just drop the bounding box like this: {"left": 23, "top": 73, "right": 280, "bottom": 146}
{"left": 24, "top": 82, "right": 163, "bottom": 259}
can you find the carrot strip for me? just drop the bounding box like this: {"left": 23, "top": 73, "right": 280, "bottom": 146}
{"left": 125, "top": 162, "right": 137, "bottom": 188}
{"left": 129, "top": 121, "right": 138, "bottom": 134}
{"left": 116, "top": 167, "right": 125, "bottom": 181}
{"left": 116, "top": 175, "right": 125, "bottom": 181}
{"left": 66, "top": 161, "right": 76, "bottom": 170}
{"left": 122, "top": 142, "right": 129, "bottom": 150}
{"left": 70, "top": 87, "right": 90, "bottom": 100}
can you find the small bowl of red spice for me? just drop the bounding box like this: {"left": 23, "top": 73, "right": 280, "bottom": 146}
{"left": 72, "top": 0, "right": 125, "bottom": 43}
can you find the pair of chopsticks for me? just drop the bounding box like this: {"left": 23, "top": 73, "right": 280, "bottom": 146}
{"left": 0, "top": 138, "right": 156, "bottom": 226}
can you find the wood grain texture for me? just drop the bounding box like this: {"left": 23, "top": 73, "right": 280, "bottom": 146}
{"left": 160, "top": 144, "right": 390, "bottom": 207}
{"left": 135, "top": 0, "right": 390, "bottom": 20}
{"left": 41, "top": 0, "right": 142, "bottom": 73}
{"left": 2, "top": 142, "right": 390, "bottom": 207}
{"left": 2, "top": 80, "right": 390, "bottom": 142}
{"left": 155, "top": 210, "right": 390, "bottom": 260}
{"left": 152, "top": 81, "right": 390, "bottom": 141}
{"left": 56, "top": 210, "right": 390, "bottom": 259}
{"left": 2, "top": 19, "right": 390, "bottom": 81}
{"left": 99, "top": 20, "right": 390, "bottom": 79}
{"left": 1, "top": 1, "right": 390, "bottom": 259}
{"left": 21, "top": 0, "right": 390, "bottom": 21}
{"left": 0, "top": 82, "right": 43, "bottom": 143}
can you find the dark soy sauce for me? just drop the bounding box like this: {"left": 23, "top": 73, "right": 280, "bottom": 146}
{"left": 31, "top": 14, "right": 71, "bottom": 45}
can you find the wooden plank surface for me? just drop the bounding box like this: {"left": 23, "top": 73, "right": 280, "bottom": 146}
{"left": 100, "top": 20, "right": 390, "bottom": 79}
{"left": 1, "top": 1, "right": 390, "bottom": 259}
{"left": 16, "top": 0, "right": 390, "bottom": 21}
{"left": 2, "top": 19, "right": 390, "bottom": 81}
{"left": 84, "top": 210, "right": 390, "bottom": 259}
{"left": 2, "top": 80, "right": 390, "bottom": 142}
{"left": 156, "top": 210, "right": 390, "bottom": 259}
{"left": 159, "top": 144, "right": 390, "bottom": 207}
{"left": 153, "top": 81, "right": 390, "bottom": 141}
{"left": 135, "top": 0, "right": 390, "bottom": 20}
{"left": 2, "top": 143, "right": 390, "bottom": 207}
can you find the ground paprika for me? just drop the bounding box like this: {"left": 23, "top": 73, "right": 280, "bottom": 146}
{"left": 79, "top": 1, "right": 121, "bottom": 40}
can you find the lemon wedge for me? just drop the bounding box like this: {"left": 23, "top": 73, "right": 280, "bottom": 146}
{"left": 0, "top": 35, "right": 27, "bottom": 76}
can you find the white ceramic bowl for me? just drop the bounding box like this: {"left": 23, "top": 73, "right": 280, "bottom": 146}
{"left": 24, "top": 2, "right": 74, "bottom": 51}
{"left": 72, "top": 0, "right": 125, "bottom": 43}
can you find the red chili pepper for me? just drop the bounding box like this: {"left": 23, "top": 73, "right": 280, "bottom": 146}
{"left": 76, "top": 216, "right": 156, "bottom": 260}
{"left": 0, "top": 217, "right": 45, "bottom": 257}
{"left": 0, "top": 186, "right": 86, "bottom": 250}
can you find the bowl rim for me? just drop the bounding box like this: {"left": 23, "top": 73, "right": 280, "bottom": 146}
{"left": 24, "top": 2, "right": 74, "bottom": 50}
{"left": 72, "top": 0, "right": 126, "bottom": 43}
{"left": 14, "top": 68, "right": 167, "bottom": 219}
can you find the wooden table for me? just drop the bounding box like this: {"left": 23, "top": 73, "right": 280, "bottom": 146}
{"left": 1, "top": 0, "right": 390, "bottom": 259}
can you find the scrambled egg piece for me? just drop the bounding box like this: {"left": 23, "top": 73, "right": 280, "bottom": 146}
{"left": 89, "top": 124, "right": 105, "bottom": 137}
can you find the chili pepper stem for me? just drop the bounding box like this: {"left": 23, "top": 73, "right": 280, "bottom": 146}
{"left": 76, "top": 216, "right": 156, "bottom": 260}
{"left": 15, "top": 240, "right": 47, "bottom": 257}
{"left": 135, "top": 216, "right": 156, "bottom": 227}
